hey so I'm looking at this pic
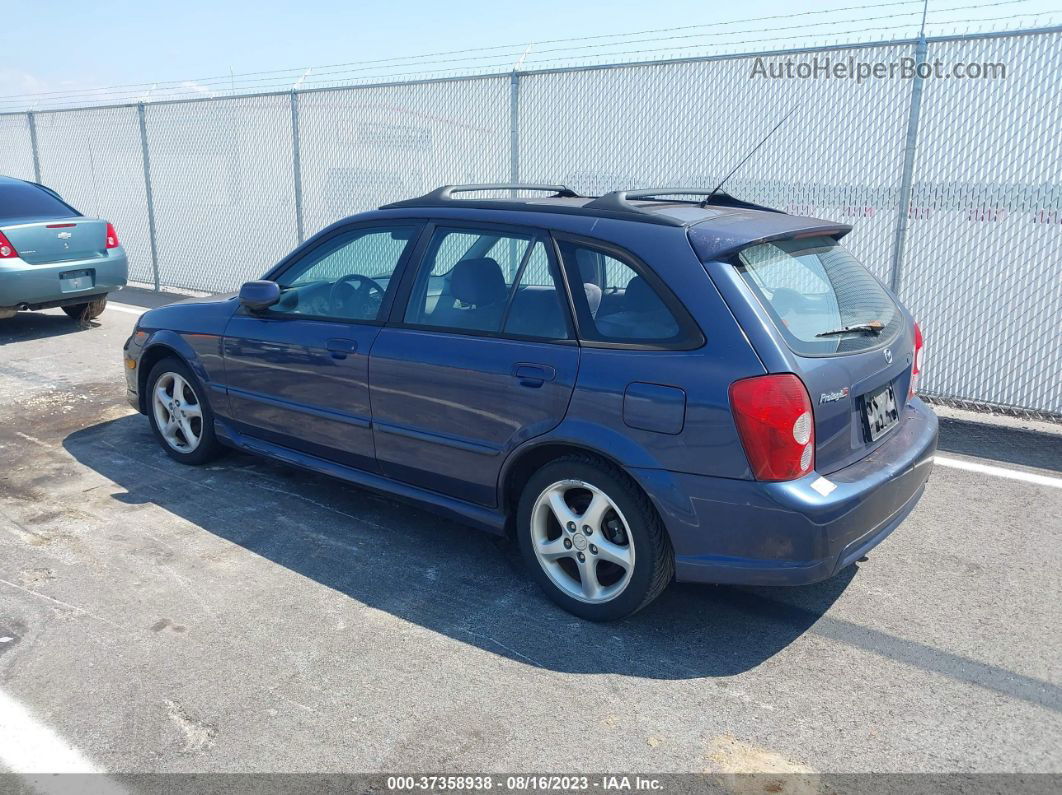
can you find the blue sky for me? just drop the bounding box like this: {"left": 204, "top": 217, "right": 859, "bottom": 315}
{"left": 3, "top": 0, "right": 1058, "bottom": 108}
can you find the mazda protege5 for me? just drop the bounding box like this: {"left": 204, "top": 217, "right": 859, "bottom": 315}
{"left": 123, "top": 185, "right": 937, "bottom": 620}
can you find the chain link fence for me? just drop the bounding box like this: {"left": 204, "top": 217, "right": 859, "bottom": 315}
{"left": 1, "top": 28, "right": 1059, "bottom": 416}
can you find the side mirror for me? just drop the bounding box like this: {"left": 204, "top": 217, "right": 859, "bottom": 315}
{"left": 239, "top": 280, "right": 281, "bottom": 311}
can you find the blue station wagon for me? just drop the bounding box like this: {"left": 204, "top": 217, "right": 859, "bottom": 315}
{"left": 123, "top": 185, "right": 937, "bottom": 620}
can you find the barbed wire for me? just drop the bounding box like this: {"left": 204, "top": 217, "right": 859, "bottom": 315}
{"left": 0, "top": 0, "right": 1055, "bottom": 112}
{"left": 0, "top": 0, "right": 936, "bottom": 102}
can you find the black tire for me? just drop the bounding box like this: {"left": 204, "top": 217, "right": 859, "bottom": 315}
{"left": 516, "top": 454, "right": 674, "bottom": 621}
{"left": 62, "top": 294, "right": 108, "bottom": 322}
{"left": 145, "top": 357, "right": 225, "bottom": 465}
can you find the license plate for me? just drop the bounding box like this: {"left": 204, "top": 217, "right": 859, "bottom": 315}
{"left": 60, "top": 270, "right": 93, "bottom": 292}
{"left": 863, "top": 383, "right": 899, "bottom": 441}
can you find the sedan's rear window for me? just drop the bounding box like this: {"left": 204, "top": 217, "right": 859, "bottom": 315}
{"left": 0, "top": 181, "right": 79, "bottom": 222}
{"left": 735, "top": 237, "right": 901, "bottom": 355}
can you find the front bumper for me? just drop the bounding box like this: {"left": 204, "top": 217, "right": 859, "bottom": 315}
{"left": 635, "top": 399, "right": 939, "bottom": 586}
{"left": 0, "top": 250, "right": 128, "bottom": 308}
{"left": 123, "top": 327, "right": 147, "bottom": 412}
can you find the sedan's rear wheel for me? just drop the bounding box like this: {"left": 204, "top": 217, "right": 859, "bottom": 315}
{"left": 62, "top": 295, "right": 107, "bottom": 322}
{"left": 146, "top": 357, "right": 223, "bottom": 465}
{"left": 517, "top": 455, "right": 673, "bottom": 621}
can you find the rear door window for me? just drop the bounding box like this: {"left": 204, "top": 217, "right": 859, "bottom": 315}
{"left": 403, "top": 227, "right": 571, "bottom": 340}
{"left": 736, "top": 237, "right": 901, "bottom": 355}
{"left": 0, "top": 182, "right": 79, "bottom": 221}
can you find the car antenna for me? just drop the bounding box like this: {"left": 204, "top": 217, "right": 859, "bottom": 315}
{"left": 702, "top": 103, "right": 800, "bottom": 207}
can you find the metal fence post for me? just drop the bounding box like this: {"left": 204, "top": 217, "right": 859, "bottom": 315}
{"left": 290, "top": 90, "right": 305, "bottom": 244}
{"left": 509, "top": 71, "right": 521, "bottom": 188}
{"left": 137, "top": 102, "right": 161, "bottom": 292}
{"left": 888, "top": 35, "right": 928, "bottom": 295}
{"left": 26, "top": 111, "right": 42, "bottom": 183}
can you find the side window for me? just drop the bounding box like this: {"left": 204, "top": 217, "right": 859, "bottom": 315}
{"left": 404, "top": 227, "right": 570, "bottom": 339}
{"left": 271, "top": 224, "right": 419, "bottom": 322}
{"left": 557, "top": 240, "right": 684, "bottom": 343}
{"left": 503, "top": 244, "right": 570, "bottom": 339}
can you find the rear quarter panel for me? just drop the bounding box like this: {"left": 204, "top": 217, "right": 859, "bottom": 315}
{"left": 504, "top": 219, "right": 767, "bottom": 481}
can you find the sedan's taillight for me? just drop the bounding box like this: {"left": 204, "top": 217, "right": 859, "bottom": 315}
{"left": 105, "top": 222, "right": 120, "bottom": 249}
{"left": 909, "top": 321, "right": 924, "bottom": 400}
{"left": 0, "top": 231, "right": 18, "bottom": 259}
{"left": 729, "top": 373, "right": 815, "bottom": 482}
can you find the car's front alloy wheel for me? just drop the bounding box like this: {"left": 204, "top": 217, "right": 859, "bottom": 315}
{"left": 152, "top": 371, "right": 204, "bottom": 454}
{"left": 146, "top": 357, "right": 224, "bottom": 465}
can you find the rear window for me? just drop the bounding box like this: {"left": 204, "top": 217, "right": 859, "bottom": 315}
{"left": 0, "top": 182, "right": 79, "bottom": 222}
{"left": 736, "top": 237, "right": 901, "bottom": 355}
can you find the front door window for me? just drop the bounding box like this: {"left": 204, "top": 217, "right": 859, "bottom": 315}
{"left": 270, "top": 224, "right": 420, "bottom": 322}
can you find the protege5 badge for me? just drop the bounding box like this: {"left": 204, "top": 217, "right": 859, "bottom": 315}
{"left": 819, "top": 387, "right": 850, "bottom": 404}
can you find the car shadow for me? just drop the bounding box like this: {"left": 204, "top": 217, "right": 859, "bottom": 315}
{"left": 937, "top": 416, "right": 1062, "bottom": 473}
{"left": 0, "top": 309, "right": 96, "bottom": 344}
{"left": 63, "top": 413, "right": 856, "bottom": 679}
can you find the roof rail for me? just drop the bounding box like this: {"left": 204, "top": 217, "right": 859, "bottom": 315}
{"left": 377, "top": 184, "right": 785, "bottom": 227}
{"left": 585, "top": 188, "right": 782, "bottom": 216}
{"left": 383, "top": 183, "right": 580, "bottom": 208}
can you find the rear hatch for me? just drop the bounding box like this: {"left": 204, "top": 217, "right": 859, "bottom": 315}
{"left": 733, "top": 236, "right": 916, "bottom": 474}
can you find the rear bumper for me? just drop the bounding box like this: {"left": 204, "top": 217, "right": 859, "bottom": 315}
{"left": 0, "top": 251, "right": 128, "bottom": 308}
{"left": 635, "top": 399, "right": 938, "bottom": 586}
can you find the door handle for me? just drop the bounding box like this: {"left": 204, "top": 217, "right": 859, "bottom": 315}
{"left": 512, "top": 363, "right": 556, "bottom": 387}
{"left": 325, "top": 338, "right": 358, "bottom": 359}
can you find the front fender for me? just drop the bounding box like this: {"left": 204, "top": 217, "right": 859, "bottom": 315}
{"left": 134, "top": 329, "right": 227, "bottom": 414}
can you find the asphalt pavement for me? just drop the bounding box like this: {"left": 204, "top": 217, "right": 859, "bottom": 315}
{"left": 0, "top": 290, "right": 1059, "bottom": 777}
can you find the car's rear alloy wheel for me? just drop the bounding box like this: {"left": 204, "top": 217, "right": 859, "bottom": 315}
{"left": 152, "top": 371, "right": 204, "bottom": 454}
{"left": 531, "top": 480, "right": 635, "bottom": 604}
{"left": 146, "top": 357, "right": 224, "bottom": 465}
{"left": 518, "top": 456, "right": 673, "bottom": 621}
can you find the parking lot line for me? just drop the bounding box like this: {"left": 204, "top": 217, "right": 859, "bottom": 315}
{"left": 0, "top": 689, "right": 103, "bottom": 774}
{"left": 105, "top": 303, "right": 145, "bottom": 316}
{"left": 934, "top": 454, "right": 1062, "bottom": 489}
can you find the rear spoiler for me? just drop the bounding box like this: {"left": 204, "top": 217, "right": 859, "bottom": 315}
{"left": 688, "top": 213, "right": 852, "bottom": 262}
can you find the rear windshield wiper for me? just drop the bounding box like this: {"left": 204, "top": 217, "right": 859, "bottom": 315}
{"left": 815, "top": 321, "right": 884, "bottom": 337}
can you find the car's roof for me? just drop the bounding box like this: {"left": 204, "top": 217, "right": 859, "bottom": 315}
{"left": 379, "top": 185, "right": 852, "bottom": 261}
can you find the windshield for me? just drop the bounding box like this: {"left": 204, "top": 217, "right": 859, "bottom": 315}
{"left": 735, "top": 237, "right": 901, "bottom": 355}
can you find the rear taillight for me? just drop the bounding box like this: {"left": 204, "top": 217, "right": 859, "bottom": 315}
{"left": 105, "top": 222, "right": 120, "bottom": 249}
{"left": 909, "top": 321, "right": 924, "bottom": 400}
{"left": 730, "top": 374, "right": 815, "bottom": 482}
{"left": 0, "top": 231, "right": 18, "bottom": 259}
